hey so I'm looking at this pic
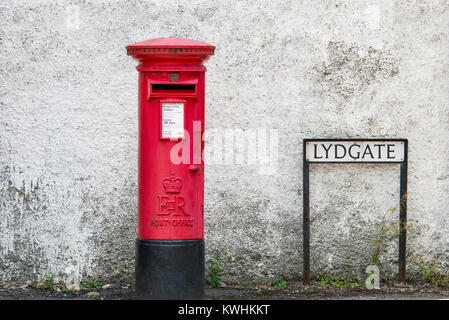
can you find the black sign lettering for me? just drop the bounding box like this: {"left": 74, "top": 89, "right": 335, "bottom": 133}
{"left": 306, "top": 140, "right": 405, "bottom": 163}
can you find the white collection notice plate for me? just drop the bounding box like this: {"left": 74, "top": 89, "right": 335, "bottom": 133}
{"left": 161, "top": 102, "right": 184, "bottom": 139}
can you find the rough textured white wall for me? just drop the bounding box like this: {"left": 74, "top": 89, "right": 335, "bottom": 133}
{"left": 0, "top": 0, "right": 448, "bottom": 284}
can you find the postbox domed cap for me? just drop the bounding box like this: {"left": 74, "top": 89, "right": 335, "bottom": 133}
{"left": 126, "top": 37, "right": 215, "bottom": 57}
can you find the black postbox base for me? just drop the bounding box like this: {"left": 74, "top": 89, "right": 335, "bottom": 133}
{"left": 135, "top": 238, "right": 205, "bottom": 300}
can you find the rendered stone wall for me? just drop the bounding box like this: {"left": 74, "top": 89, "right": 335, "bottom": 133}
{"left": 0, "top": 0, "right": 447, "bottom": 284}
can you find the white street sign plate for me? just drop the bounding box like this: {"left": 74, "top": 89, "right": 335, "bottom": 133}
{"left": 305, "top": 140, "right": 405, "bottom": 163}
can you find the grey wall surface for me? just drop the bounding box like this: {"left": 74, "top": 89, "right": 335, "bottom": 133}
{"left": 0, "top": 0, "right": 448, "bottom": 284}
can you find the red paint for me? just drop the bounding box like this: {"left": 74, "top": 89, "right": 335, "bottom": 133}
{"left": 127, "top": 37, "right": 214, "bottom": 240}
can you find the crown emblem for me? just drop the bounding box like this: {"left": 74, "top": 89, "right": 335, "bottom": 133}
{"left": 162, "top": 173, "right": 183, "bottom": 194}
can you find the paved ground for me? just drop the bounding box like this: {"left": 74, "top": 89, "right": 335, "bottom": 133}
{"left": 206, "top": 281, "right": 449, "bottom": 300}
{"left": 0, "top": 281, "right": 448, "bottom": 300}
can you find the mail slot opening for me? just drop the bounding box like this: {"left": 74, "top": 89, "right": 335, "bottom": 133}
{"left": 151, "top": 84, "right": 196, "bottom": 94}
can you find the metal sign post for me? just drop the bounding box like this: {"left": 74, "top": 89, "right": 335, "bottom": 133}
{"left": 302, "top": 139, "right": 408, "bottom": 285}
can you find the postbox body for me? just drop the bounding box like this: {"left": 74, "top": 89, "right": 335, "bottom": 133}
{"left": 138, "top": 70, "right": 205, "bottom": 240}
{"left": 127, "top": 38, "right": 214, "bottom": 300}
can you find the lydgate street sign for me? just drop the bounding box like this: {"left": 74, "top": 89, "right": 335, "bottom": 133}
{"left": 305, "top": 140, "right": 405, "bottom": 163}
{"left": 302, "top": 139, "right": 408, "bottom": 284}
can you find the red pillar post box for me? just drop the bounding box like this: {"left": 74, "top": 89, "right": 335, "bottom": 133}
{"left": 126, "top": 37, "right": 214, "bottom": 299}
